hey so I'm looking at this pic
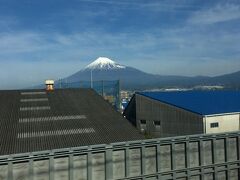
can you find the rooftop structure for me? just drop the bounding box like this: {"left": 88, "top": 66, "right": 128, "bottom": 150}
{"left": 0, "top": 89, "right": 143, "bottom": 155}
{"left": 124, "top": 90, "right": 240, "bottom": 137}
{"left": 139, "top": 91, "right": 240, "bottom": 115}
{"left": 45, "top": 79, "right": 54, "bottom": 91}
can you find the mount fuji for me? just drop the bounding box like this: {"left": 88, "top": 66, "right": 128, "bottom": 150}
{"left": 63, "top": 57, "right": 164, "bottom": 89}
{"left": 84, "top": 57, "right": 126, "bottom": 70}
{"left": 59, "top": 57, "right": 240, "bottom": 90}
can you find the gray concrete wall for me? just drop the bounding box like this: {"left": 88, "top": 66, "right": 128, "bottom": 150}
{"left": 136, "top": 94, "right": 204, "bottom": 138}
{"left": 0, "top": 132, "right": 239, "bottom": 180}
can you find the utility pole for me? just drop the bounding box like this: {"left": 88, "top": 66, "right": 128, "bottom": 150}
{"left": 90, "top": 70, "right": 93, "bottom": 88}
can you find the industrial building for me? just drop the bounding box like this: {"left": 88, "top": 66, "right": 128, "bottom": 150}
{"left": 0, "top": 88, "right": 239, "bottom": 179}
{"left": 124, "top": 91, "right": 240, "bottom": 137}
{"left": 0, "top": 88, "right": 143, "bottom": 155}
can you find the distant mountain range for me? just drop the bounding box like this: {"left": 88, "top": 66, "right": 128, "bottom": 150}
{"left": 57, "top": 57, "right": 240, "bottom": 90}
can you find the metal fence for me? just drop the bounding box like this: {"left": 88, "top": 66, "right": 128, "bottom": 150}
{"left": 0, "top": 131, "right": 239, "bottom": 180}
{"left": 55, "top": 80, "right": 121, "bottom": 110}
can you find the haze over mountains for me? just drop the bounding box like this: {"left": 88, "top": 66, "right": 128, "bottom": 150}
{"left": 59, "top": 57, "right": 240, "bottom": 90}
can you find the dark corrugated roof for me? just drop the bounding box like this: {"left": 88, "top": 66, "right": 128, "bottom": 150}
{"left": 0, "top": 89, "right": 143, "bottom": 155}
{"left": 138, "top": 91, "right": 240, "bottom": 115}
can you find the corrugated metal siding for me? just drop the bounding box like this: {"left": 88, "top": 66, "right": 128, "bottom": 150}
{"left": 136, "top": 94, "right": 203, "bottom": 137}
{"left": 0, "top": 89, "right": 143, "bottom": 155}
{"left": 0, "top": 131, "right": 239, "bottom": 180}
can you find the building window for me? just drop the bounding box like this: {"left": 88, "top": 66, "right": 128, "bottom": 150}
{"left": 140, "top": 120, "right": 146, "bottom": 124}
{"left": 154, "top": 121, "right": 160, "bottom": 126}
{"left": 210, "top": 122, "right": 219, "bottom": 128}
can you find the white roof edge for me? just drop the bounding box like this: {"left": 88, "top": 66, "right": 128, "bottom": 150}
{"left": 204, "top": 112, "right": 240, "bottom": 117}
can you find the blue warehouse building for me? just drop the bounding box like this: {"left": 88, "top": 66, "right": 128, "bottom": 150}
{"left": 124, "top": 91, "right": 240, "bottom": 137}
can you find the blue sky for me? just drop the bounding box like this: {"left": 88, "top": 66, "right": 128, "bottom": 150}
{"left": 0, "top": 0, "right": 240, "bottom": 89}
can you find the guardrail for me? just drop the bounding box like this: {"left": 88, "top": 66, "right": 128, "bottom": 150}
{"left": 0, "top": 131, "right": 239, "bottom": 180}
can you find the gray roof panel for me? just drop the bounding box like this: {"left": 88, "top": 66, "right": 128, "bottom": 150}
{"left": 0, "top": 89, "right": 143, "bottom": 155}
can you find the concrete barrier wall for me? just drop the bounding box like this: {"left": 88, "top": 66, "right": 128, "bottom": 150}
{"left": 0, "top": 131, "right": 239, "bottom": 180}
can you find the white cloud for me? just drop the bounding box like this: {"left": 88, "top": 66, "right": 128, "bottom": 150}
{"left": 188, "top": 3, "right": 240, "bottom": 24}
{"left": 0, "top": 22, "right": 240, "bottom": 89}
{"left": 0, "top": 32, "right": 53, "bottom": 53}
{"left": 75, "top": 0, "right": 198, "bottom": 12}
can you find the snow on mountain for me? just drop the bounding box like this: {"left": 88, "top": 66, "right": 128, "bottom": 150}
{"left": 59, "top": 57, "right": 240, "bottom": 90}
{"left": 84, "top": 57, "right": 126, "bottom": 70}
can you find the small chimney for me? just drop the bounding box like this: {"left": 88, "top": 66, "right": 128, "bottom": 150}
{"left": 45, "top": 80, "right": 54, "bottom": 91}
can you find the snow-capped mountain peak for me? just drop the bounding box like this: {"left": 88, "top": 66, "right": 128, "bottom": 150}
{"left": 85, "top": 57, "right": 126, "bottom": 70}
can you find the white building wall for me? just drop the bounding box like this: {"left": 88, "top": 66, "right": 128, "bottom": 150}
{"left": 205, "top": 113, "right": 240, "bottom": 134}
